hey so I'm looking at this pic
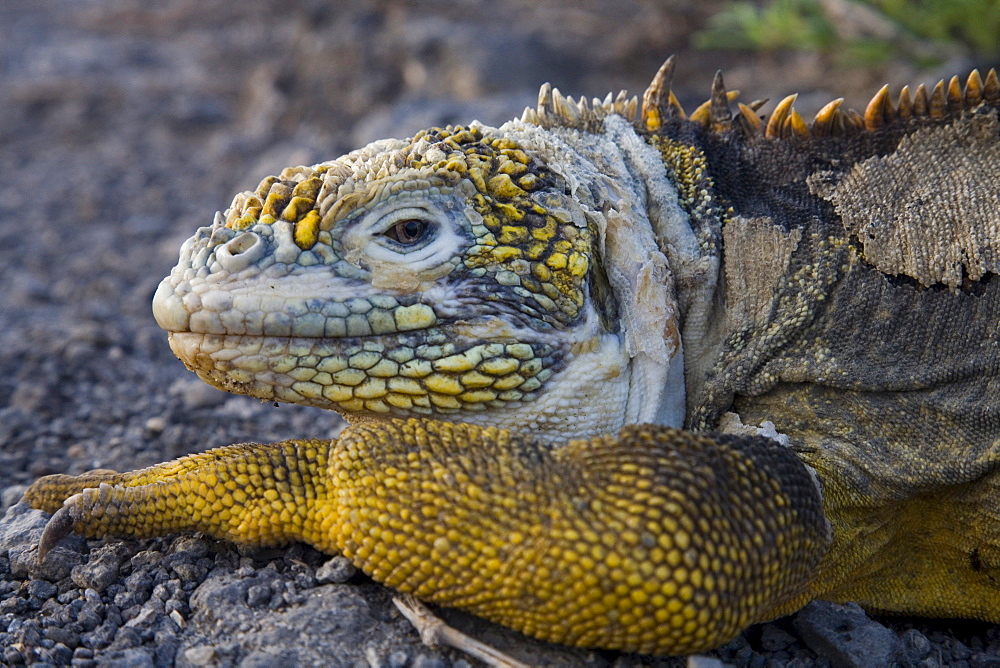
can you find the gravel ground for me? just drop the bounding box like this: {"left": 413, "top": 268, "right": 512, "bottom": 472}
{"left": 2, "top": 1, "right": 999, "bottom": 666}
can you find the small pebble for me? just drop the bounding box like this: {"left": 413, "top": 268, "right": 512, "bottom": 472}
{"left": 903, "top": 629, "right": 932, "bottom": 659}
{"left": 27, "top": 579, "right": 58, "bottom": 601}
{"left": 413, "top": 655, "right": 449, "bottom": 668}
{"left": 760, "top": 625, "right": 796, "bottom": 652}
{"left": 246, "top": 583, "right": 271, "bottom": 608}
{"left": 169, "top": 609, "right": 186, "bottom": 628}
{"left": 184, "top": 645, "right": 218, "bottom": 666}
{"left": 144, "top": 417, "right": 167, "bottom": 434}
{"left": 316, "top": 556, "right": 357, "bottom": 584}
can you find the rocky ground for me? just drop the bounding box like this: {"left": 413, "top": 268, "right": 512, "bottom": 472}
{"left": 2, "top": 1, "right": 999, "bottom": 666}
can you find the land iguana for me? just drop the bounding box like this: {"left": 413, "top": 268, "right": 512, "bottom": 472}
{"left": 24, "top": 57, "right": 1000, "bottom": 657}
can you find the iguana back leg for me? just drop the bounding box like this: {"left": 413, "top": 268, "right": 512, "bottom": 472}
{"left": 24, "top": 419, "right": 829, "bottom": 656}
{"left": 738, "top": 384, "right": 1000, "bottom": 622}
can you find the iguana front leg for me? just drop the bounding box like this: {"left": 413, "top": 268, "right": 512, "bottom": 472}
{"left": 24, "top": 419, "right": 829, "bottom": 656}
{"left": 26, "top": 439, "right": 336, "bottom": 555}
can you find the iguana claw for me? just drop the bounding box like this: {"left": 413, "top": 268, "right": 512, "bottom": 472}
{"left": 37, "top": 501, "right": 77, "bottom": 562}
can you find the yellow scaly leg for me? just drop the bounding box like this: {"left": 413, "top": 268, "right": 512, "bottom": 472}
{"left": 25, "top": 419, "right": 829, "bottom": 656}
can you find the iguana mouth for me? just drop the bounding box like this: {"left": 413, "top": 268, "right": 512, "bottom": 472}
{"left": 165, "top": 323, "right": 561, "bottom": 417}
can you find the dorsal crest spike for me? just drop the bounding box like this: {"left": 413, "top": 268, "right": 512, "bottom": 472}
{"left": 537, "top": 82, "right": 553, "bottom": 114}
{"left": 811, "top": 98, "right": 844, "bottom": 136}
{"left": 765, "top": 94, "right": 798, "bottom": 139}
{"left": 709, "top": 70, "right": 733, "bottom": 132}
{"left": 929, "top": 80, "right": 947, "bottom": 119}
{"left": 624, "top": 96, "right": 639, "bottom": 121}
{"left": 736, "top": 102, "right": 763, "bottom": 134}
{"left": 689, "top": 90, "right": 738, "bottom": 129}
{"left": 985, "top": 68, "right": 1000, "bottom": 105}
{"left": 913, "top": 83, "right": 929, "bottom": 116}
{"left": 965, "top": 69, "right": 984, "bottom": 107}
{"left": 641, "top": 55, "right": 678, "bottom": 131}
{"left": 529, "top": 82, "right": 638, "bottom": 129}
{"left": 689, "top": 100, "right": 711, "bottom": 127}
{"left": 947, "top": 75, "right": 964, "bottom": 111}
{"left": 551, "top": 88, "right": 580, "bottom": 123}
{"left": 847, "top": 108, "right": 865, "bottom": 130}
{"left": 784, "top": 109, "right": 809, "bottom": 139}
{"left": 864, "top": 84, "right": 892, "bottom": 131}
{"left": 948, "top": 76, "right": 965, "bottom": 112}
{"left": 896, "top": 86, "right": 913, "bottom": 120}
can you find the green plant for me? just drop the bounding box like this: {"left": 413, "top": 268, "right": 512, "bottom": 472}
{"left": 694, "top": 0, "right": 836, "bottom": 52}
{"left": 870, "top": 0, "right": 1000, "bottom": 57}
{"left": 695, "top": 0, "right": 1000, "bottom": 65}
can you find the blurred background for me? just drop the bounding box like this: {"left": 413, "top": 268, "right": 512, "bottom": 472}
{"left": 1, "top": 0, "right": 998, "bottom": 487}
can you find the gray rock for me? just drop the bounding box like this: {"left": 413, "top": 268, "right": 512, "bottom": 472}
{"left": 45, "top": 624, "right": 80, "bottom": 649}
{"left": 792, "top": 601, "right": 904, "bottom": 668}
{"left": 103, "top": 647, "right": 155, "bottom": 667}
{"left": 3, "top": 647, "right": 24, "bottom": 665}
{"left": 759, "top": 625, "right": 796, "bottom": 652}
{"left": 72, "top": 542, "right": 135, "bottom": 593}
{"left": 246, "top": 583, "right": 272, "bottom": 608}
{"left": 179, "top": 645, "right": 219, "bottom": 667}
{"left": 972, "top": 654, "right": 1000, "bottom": 668}
{"left": 167, "top": 535, "right": 212, "bottom": 561}
{"left": 240, "top": 648, "right": 302, "bottom": 666}
{"left": 955, "top": 641, "right": 974, "bottom": 660}
{"left": 190, "top": 568, "right": 277, "bottom": 612}
{"left": 1, "top": 503, "right": 85, "bottom": 581}
{"left": 902, "top": 628, "right": 932, "bottom": 660}
{"left": 0, "top": 503, "right": 48, "bottom": 555}
{"left": 686, "top": 656, "right": 728, "bottom": 668}
{"left": 316, "top": 555, "right": 358, "bottom": 584}
{"left": 1, "top": 485, "right": 28, "bottom": 513}
{"left": 27, "top": 578, "right": 57, "bottom": 601}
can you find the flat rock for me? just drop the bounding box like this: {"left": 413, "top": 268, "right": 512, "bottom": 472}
{"left": 792, "top": 601, "right": 904, "bottom": 668}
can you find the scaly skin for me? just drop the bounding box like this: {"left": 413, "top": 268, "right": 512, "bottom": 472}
{"left": 25, "top": 59, "right": 1000, "bottom": 655}
{"left": 27, "top": 421, "right": 827, "bottom": 655}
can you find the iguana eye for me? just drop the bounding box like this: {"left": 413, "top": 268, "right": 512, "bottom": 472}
{"left": 384, "top": 219, "right": 432, "bottom": 245}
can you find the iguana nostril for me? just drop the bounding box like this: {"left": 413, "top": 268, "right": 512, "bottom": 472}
{"left": 228, "top": 232, "right": 259, "bottom": 255}
{"left": 216, "top": 232, "right": 265, "bottom": 272}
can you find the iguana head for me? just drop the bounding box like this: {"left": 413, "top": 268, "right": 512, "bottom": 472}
{"left": 153, "top": 113, "right": 688, "bottom": 442}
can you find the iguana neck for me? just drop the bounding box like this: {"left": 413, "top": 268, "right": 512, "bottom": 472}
{"left": 497, "top": 116, "right": 726, "bottom": 430}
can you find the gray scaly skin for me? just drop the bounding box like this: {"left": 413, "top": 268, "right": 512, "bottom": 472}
{"left": 24, "top": 58, "right": 1000, "bottom": 655}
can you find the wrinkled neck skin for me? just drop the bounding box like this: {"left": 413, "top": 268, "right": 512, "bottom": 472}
{"left": 496, "top": 115, "right": 718, "bottom": 434}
